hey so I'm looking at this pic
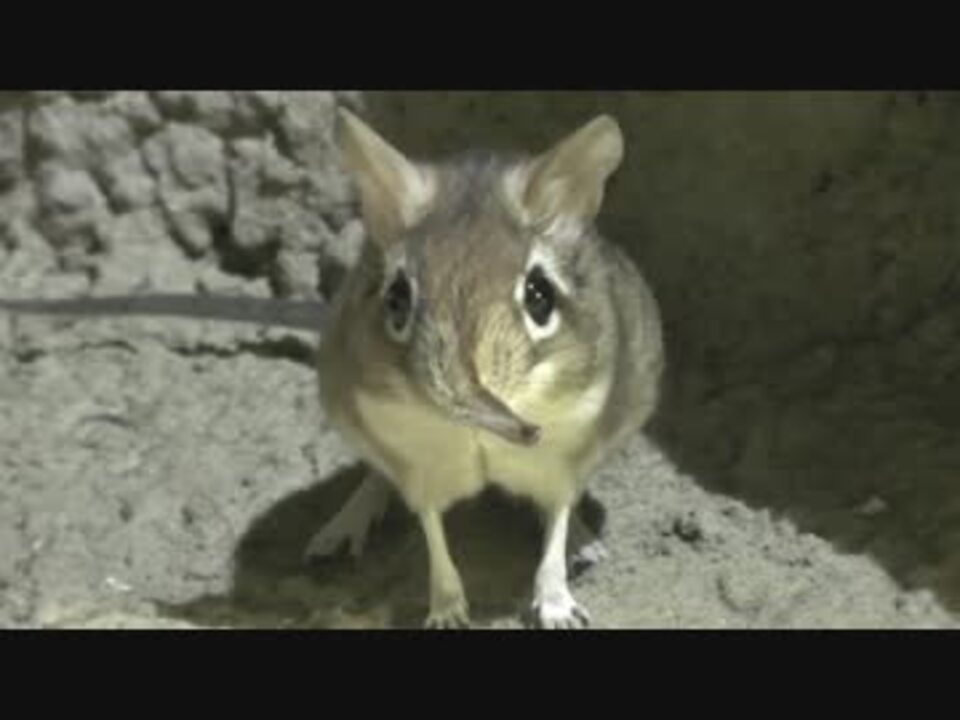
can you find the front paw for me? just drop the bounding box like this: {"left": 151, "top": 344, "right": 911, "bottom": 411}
{"left": 531, "top": 590, "right": 591, "bottom": 630}
{"left": 424, "top": 593, "right": 470, "bottom": 630}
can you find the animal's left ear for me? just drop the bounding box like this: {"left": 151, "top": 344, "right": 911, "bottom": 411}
{"left": 516, "top": 115, "right": 624, "bottom": 232}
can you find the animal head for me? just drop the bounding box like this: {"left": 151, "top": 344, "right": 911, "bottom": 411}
{"left": 337, "top": 108, "right": 624, "bottom": 446}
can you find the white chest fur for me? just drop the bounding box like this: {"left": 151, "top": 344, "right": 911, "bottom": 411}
{"left": 353, "top": 384, "right": 485, "bottom": 512}
{"left": 478, "top": 360, "right": 612, "bottom": 507}
{"left": 351, "top": 360, "right": 611, "bottom": 513}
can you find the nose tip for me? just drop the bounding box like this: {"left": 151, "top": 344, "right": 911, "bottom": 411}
{"left": 509, "top": 414, "right": 541, "bottom": 445}
{"left": 484, "top": 412, "right": 541, "bottom": 446}
{"left": 515, "top": 422, "right": 541, "bottom": 446}
{"left": 459, "top": 386, "right": 541, "bottom": 447}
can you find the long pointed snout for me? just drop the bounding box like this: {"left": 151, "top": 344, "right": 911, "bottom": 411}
{"left": 455, "top": 386, "right": 540, "bottom": 446}
{"left": 416, "top": 310, "right": 539, "bottom": 446}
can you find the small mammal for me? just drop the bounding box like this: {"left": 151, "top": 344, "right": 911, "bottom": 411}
{"left": 0, "top": 109, "right": 665, "bottom": 629}
{"left": 316, "top": 110, "right": 664, "bottom": 628}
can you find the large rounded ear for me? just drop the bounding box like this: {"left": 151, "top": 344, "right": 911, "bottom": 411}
{"left": 517, "top": 115, "right": 624, "bottom": 234}
{"left": 337, "top": 108, "right": 435, "bottom": 246}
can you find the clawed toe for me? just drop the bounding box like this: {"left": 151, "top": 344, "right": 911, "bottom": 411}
{"left": 531, "top": 595, "right": 591, "bottom": 630}
{"left": 424, "top": 607, "right": 471, "bottom": 630}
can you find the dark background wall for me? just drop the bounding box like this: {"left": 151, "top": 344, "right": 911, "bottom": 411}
{"left": 365, "top": 91, "right": 960, "bottom": 606}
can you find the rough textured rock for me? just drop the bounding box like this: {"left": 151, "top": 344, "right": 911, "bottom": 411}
{"left": 0, "top": 90, "right": 958, "bottom": 628}
{"left": 0, "top": 112, "right": 23, "bottom": 190}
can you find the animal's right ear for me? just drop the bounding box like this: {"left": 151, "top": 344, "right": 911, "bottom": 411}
{"left": 512, "top": 114, "right": 624, "bottom": 236}
{"left": 337, "top": 108, "right": 435, "bottom": 247}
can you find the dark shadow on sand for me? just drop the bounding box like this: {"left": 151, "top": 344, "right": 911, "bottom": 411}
{"left": 161, "top": 464, "right": 606, "bottom": 629}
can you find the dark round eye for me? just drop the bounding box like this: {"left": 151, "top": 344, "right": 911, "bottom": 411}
{"left": 384, "top": 270, "right": 413, "bottom": 337}
{"left": 524, "top": 266, "right": 556, "bottom": 327}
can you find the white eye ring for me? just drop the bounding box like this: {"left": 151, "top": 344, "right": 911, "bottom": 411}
{"left": 515, "top": 269, "right": 562, "bottom": 342}
{"left": 515, "top": 243, "right": 569, "bottom": 342}
{"left": 523, "top": 305, "right": 561, "bottom": 341}
{"left": 382, "top": 270, "right": 416, "bottom": 343}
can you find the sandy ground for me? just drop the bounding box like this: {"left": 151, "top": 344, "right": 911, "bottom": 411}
{"left": 0, "top": 312, "right": 952, "bottom": 629}
{"left": 1, "top": 90, "right": 958, "bottom": 629}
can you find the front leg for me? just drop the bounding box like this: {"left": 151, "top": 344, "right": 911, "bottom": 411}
{"left": 532, "top": 504, "right": 590, "bottom": 629}
{"left": 419, "top": 509, "right": 470, "bottom": 629}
